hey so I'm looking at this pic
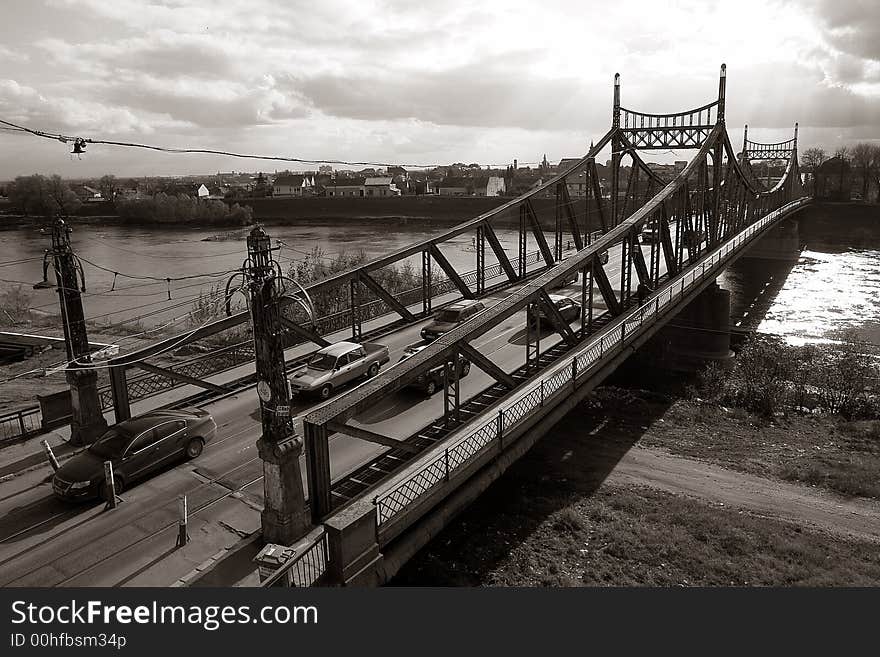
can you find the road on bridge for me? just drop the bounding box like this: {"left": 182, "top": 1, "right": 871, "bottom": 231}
{"left": 0, "top": 241, "right": 666, "bottom": 586}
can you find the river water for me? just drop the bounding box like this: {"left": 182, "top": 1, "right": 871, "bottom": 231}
{"left": 2, "top": 221, "right": 879, "bottom": 346}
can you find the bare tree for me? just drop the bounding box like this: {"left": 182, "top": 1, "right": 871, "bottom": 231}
{"left": 850, "top": 143, "right": 874, "bottom": 200}
{"left": 833, "top": 145, "right": 850, "bottom": 161}
{"left": 800, "top": 146, "right": 826, "bottom": 173}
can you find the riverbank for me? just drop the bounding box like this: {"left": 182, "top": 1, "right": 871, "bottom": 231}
{"left": 0, "top": 195, "right": 601, "bottom": 231}
{"left": 392, "top": 386, "right": 880, "bottom": 586}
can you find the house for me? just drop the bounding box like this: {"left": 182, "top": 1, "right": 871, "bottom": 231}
{"left": 273, "top": 174, "right": 314, "bottom": 197}
{"left": 364, "top": 177, "right": 399, "bottom": 197}
{"left": 197, "top": 184, "right": 209, "bottom": 199}
{"left": 471, "top": 176, "right": 505, "bottom": 197}
{"left": 73, "top": 185, "right": 102, "bottom": 202}
{"left": 327, "top": 178, "right": 366, "bottom": 197}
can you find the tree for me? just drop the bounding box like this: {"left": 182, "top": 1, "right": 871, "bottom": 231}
{"left": 833, "top": 145, "right": 850, "bottom": 161}
{"left": 98, "top": 174, "right": 118, "bottom": 202}
{"left": 7, "top": 174, "right": 80, "bottom": 218}
{"left": 850, "top": 143, "right": 874, "bottom": 200}
{"left": 45, "top": 175, "right": 82, "bottom": 218}
{"left": 800, "top": 146, "right": 826, "bottom": 173}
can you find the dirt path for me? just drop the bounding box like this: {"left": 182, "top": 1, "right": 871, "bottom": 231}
{"left": 608, "top": 445, "right": 880, "bottom": 543}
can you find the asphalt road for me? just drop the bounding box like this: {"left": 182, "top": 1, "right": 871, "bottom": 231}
{"left": 0, "top": 241, "right": 659, "bottom": 586}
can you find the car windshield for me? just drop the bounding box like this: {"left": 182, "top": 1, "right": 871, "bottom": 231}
{"left": 88, "top": 428, "right": 132, "bottom": 459}
{"left": 433, "top": 310, "right": 462, "bottom": 323}
{"left": 308, "top": 353, "right": 337, "bottom": 370}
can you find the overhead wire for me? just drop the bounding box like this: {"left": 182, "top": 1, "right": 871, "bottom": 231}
{"left": 0, "top": 117, "right": 540, "bottom": 170}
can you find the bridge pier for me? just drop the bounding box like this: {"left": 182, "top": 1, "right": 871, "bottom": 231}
{"left": 647, "top": 281, "right": 733, "bottom": 372}
{"left": 741, "top": 217, "right": 801, "bottom": 262}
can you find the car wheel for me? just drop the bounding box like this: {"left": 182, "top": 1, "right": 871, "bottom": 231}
{"left": 367, "top": 363, "right": 380, "bottom": 378}
{"left": 185, "top": 437, "right": 204, "bottom": 459}
{"left": 102, "top": 475, "right": 123, "bottom": 502}
{"left": 319, "top": 384, "right": 333, "bottom": 399}
{"left": 425, "top": 380, "right": 438, "bottom": 396}
{"left": 460, "top": 361, "right": 471, "bottom": 377}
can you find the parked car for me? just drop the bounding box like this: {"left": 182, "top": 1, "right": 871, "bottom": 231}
{"left": 289, "top": 341, "right": 390, "bottom": 399}
{"left": 528, "top": 294, "right": 582, "bottom": 327}
{"left": 396, "top": 341, "right": 472, "bottom": 395}
{"left": 420, "top": 300, "right": 485, "bottom": 341}
{"left": 52, "top": 407, "right": 216, "bottom": 502}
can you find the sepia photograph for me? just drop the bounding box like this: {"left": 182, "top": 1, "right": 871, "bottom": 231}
{"left": 0, "top": 1, "right": 878, "bottom": 647}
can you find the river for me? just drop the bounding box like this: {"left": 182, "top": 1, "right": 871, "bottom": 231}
{"left": 1, "top": 221, "right": 879, "bottom": 346}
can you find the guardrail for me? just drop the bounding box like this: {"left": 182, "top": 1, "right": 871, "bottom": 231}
{"left": 372, "top": 199, "right": 807, "bottom": 532}
{"left": 0, "top": 406, "right": 43, "bottom": 443}
{"left": 259, "top": 530, "right": 330, "bottom": 587}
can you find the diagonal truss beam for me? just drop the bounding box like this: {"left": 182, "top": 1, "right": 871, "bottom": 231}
{"left": 658, "top": 204, "right": 678, "bottom": 276}
{"left": 359, "top": 272, "right": 416, "bottom": 321}
{"left": 458, "top": 342, "right": 516, "bottom": 389}
{"left": 588, "top": 159, "right": 608, "bottom": 232}
{"left": 135, "top": 362, "right": 229, "bottom": 394}
{"left": 629, "top": 231, "right": 652, "bottom": 290}
{"left": 591, "top": 258, "right": 622, "bottom": 315}
{"left": 557, "top": 181, "right": 584, "bottom": 251}
{"left": 537, "top": 289, "right": 577, "bottom": 345}
{"left": 524, "top": 199, "right": 555, "bottom": 267}
{"left": 482, "top": 222, "right": 518, "bottom": 282}
{"left": 326, "top": 421, "right": 420, "bottom": 455}
{"left": 430, "top": 245, "right": 474, "bottom": 299}
{"left": 279, "top": 316, "right": 331, "bottom": 348}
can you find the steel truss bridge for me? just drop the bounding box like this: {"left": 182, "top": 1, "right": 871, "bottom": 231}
{"left": 260, "top": 64, "right": 809, "bottom": 586}
{"left": 0, "top": 64, "right": 809, "bottom": 587}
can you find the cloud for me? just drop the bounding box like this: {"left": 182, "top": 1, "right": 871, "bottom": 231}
{"left": 813, "top": 0, "right": 880, "bottom": 62}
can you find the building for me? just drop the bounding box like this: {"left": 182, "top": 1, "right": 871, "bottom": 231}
{"left": 197, "top": 184, "right": 209, "bottom": 199}
{"left": 273, "top": 174, "right": 314, "bottom": 197}
{"left": 437, "top": 177, "right": 471, "bottom": 196}
{"left": 471, "top": 176, "right": 505, "bottom": 196}
{"left": 364, "top": 177, "right": 399, "bottom": 197}
{"left": 328, "top": 178, "right": 366, "bottom": 197}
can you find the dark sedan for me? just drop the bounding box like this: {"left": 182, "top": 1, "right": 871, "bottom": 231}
{"left": 528, "top": 294, "right": 582, "bottom": 327}
{"left": 52, "top": 407, "right": 216, "bottom": 501}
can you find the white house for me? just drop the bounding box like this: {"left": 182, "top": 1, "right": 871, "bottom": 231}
{"left": 363, "top": 177, "right": 400, "bottom": 197}
{"left": 197, "top": 184, "right": 209, "bottom": 199}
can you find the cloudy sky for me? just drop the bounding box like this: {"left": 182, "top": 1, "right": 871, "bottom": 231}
{"left": 0, "top": 0, "right": 877, "bottom": 179}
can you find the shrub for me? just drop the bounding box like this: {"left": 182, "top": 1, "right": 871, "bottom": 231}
{"left": 0, "top": 284, "right": 33, "bottom": 324}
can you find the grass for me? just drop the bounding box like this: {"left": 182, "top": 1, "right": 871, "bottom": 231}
{"left": 394, "top": 483, "right": 880, "bottom": 587}
{"left": 637, "top": 393, "right": 880, "bottom": 500}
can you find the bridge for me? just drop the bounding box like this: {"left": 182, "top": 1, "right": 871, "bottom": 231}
{"left": 0, "top": 65, "right": 809, "bottom": 587}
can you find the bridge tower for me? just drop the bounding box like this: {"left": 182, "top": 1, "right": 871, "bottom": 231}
{"left": 49, "top": 219, "right": 108, "bottom": 445}
{"left": 246, "top": 226, "right": 309, "bottom": 545}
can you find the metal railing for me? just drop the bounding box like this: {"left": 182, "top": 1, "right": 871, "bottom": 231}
{"left": 372, "top": 199, "right": 807, "bottom": 530}
{"left": 259, "top": 531, "right": 330, "bottom": 587}
{"left": 0, "top": 406, "right": 43, "bottom": 443}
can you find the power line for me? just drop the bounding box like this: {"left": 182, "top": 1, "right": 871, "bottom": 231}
{"left": 0, "top": 117, "right": 541, "bottom": 170}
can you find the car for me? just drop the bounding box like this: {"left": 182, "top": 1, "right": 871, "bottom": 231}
{"left": 528, "top": 294, "right": 582, "bottom": 327}
{"left": 289, "top": 341, "right": 390, "bottom": 399}
{"left": 52, "top": 407, "right": 216, "bottom": 502}
{"left": 420, "top": 300, "right": 485, "bottom": 341}
{"left": 396, "top": 341, "right": 472, "bottom": 395}
{"left": 640, "top": 220, "right": 660, "bottom": 243}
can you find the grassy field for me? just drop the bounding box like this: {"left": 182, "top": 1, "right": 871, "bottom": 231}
{"left": 395, "top": 483, "right": 880, "bottom": 586}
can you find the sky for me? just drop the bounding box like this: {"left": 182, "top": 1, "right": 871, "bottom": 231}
{"left": 0, "top": 0, "right": 878, "bottom": 179}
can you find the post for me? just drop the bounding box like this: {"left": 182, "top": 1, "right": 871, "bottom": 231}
{"left": 103, "top": 460, "right": 117, "bottom": 510}
{"left": 176, "top": 495, "right": 189, "bottom": 547}
{"left": 50, "top": 219, "right": 107, "bottom": 445}
{"left": 41, "top": 439, "right": 59, "bottom": 471}
{"left": 611, "top": 73, "right": 622, "bottom": 227}
{"left": 247, "top": 226, "right": 310, "bottom": 544}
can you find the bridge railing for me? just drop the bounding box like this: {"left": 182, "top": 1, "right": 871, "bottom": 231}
{"left": 372, "top": 198, "right": 808, "bottom": 535}
{"left": 259, "top": 530, "right": 330, "bottom": 588}
{"left": 0, "top": 406, "right": 43, "bottom": 443}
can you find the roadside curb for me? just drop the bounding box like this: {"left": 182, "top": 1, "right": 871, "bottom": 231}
{"left": 0, "top": 440, "right": 78, "bottom": 479}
